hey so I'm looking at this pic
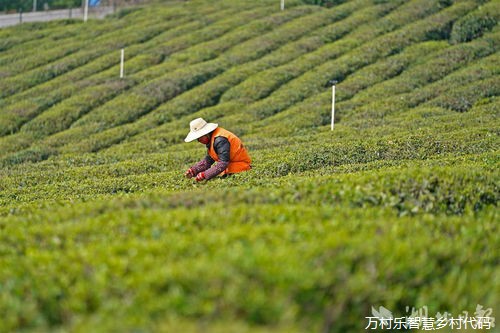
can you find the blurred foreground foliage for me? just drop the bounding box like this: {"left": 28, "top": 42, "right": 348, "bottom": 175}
{"left": 0, "top": 0, "right": 498, "bottom": 332}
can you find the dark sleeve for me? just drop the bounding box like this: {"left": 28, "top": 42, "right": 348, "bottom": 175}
{"left": 213, "top": 136, "right": 230, "bottom": 162}
{"left": 204, "top": 154, "right": 216, "bottom": 165}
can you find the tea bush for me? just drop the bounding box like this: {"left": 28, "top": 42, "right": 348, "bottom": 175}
{"left": 450, "top": 0, "right": 499, "bottom": 43}
{"left": 346, "top": 27, "right": 499, "bottom": 107}
{"left": 0, "top": 162, "right": 497, "bottom": 331}
{"left": 0, "top": 3, "right": 277, "bottom": 140}
{"left": 246, "top": 0, "right": 480, "bottom": 121}
{"left": 41, "top": 5, "right": 362, "bottom": 153}
{"left": 220, "top": 0, "right": 403, "bottom": 103}
{"left": 0, "top": 0, "right": 498, "bottom": 332}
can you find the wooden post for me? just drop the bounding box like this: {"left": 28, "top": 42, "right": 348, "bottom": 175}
{"left": 84, "top": 0, "right": 88, "bottom": 22}
{"left": 120, "top": 49, "right": 125, "bottom": 78}
{"left": 331, "top": 82, "right": 337, "bottom": 131}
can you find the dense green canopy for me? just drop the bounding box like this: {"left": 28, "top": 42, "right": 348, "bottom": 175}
{"left": 0, "top": 0, "right": 498, "bottom": 331}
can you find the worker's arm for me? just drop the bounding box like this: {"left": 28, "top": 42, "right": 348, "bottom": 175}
{"left": 203, "top": 137, "right": 230, "bottom": 180}
{"left": 187, "top": 154, "right": 215, "bottom": 178}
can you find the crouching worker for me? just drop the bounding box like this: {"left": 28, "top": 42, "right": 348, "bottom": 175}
{"left": 184, "top": 118, "right": 251, "bottom": 182}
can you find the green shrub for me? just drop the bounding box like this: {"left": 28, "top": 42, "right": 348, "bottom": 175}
{"left": 342, "top": 29, "right": 499, "bottom": 113}
{"left": 428, "top": 76, "right": 500, "bottom": 112}
{"left": 245, "top": 0, "right": 479, "bottom": 121}
{"left": 0, "top": 13, "right": 211, "bottom": 136}
{"left": 0, "top": 2, "right": 498, "bottom": 332}
{"left": 109, "top": 7, "right": 144, "bottom": 19}
{"left": 301, "top": 0, "right": 347, "bottom": 6}
{"left": 0, "top": 20, "right": 174, "bottom": 99}
{"left": 0, "top": 5, "right": 261, "bottom": 137}
{"left": 450, "top": 1, "right": 499, "bottom": 43}
{"left": 41, "top": 6, "right": 342, "bottom": 153}
{"left": 221, "top": 0, "right": 400, "bottom": 103}
{"left": 1, "top": 146, "right": 58, "bottom": 166}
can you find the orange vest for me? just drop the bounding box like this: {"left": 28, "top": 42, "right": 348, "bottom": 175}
{"left": 208, "top": 127, "right": 251, "bottom": 174}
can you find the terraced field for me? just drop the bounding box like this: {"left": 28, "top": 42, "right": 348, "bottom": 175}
{"left": 0, "top": 0, "right": 498, "bottom": 332}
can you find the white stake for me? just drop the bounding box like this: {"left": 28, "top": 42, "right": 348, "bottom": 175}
{"left": 281, "top": 0, "right": 284, "bottom": 11}
{"left": 120, "top": 49, "right": 125, "bottom": 78}
{"left": 83, "top": 0, "right": 88, "bottom": 22}
{"left": 331, "top": 82, "right": 336, "bottom": 131}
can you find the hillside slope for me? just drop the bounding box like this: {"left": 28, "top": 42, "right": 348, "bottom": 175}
{"left": 0, "top": 0, "right": 498, "bottom": 332}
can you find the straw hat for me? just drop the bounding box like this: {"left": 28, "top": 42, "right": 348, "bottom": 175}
{"left": 184, "top": 118, "right": 218, "bottom": 142}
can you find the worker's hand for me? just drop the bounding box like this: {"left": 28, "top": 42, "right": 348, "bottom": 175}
{"left": 185, "top": 168, "right": 196, "bottom": 178}
{"left": 195, "top": 172, "right": 205, "bottom": 182}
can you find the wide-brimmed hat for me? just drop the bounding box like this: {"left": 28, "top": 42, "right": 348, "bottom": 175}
{"left": 184, "top": 118, "right": 218, "bottom": 142}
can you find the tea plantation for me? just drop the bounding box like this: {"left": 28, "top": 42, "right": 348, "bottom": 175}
{"left": 0, "top": 0, "right": 498, "bottom": 332}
